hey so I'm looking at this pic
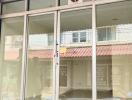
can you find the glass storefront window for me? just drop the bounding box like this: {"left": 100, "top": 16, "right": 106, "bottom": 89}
{"left": 1, "top": 0, "right": 132, "bottom": 100}
{"left": 60, "top": 0, "right": 68, "bottom": 6}
{"left": 25, "top": 14, "right": 54, "bottom": 100}
{"left": 59, "top": 8, "right": 92, "bottom": 100}
{"left": 59, "top": 0, "right": 91, "bottom": 6}
{"left": 2, "top": 0, "right": 25, "bottom": 14}
{"left": 96, "top": 1, "right": 132, "bottom": 99}
{"left": 29, "top": 0, "right": 56, "bottom": 10}
{"left": 0, "top": 17, "right": 24, "bottom": 100}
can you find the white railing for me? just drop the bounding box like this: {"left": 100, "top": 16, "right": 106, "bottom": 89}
{"left": 60, "top": 24, "right": 132, "bottom": 46}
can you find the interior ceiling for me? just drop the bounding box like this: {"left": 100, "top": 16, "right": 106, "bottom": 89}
{"left": 96, "top": 1, "right": 132, "bottom": 27}
{"left": 29, "top": 14, "right": 54, "bottom": 33}
{"left": 2, "top": 17, "right": 24, "bottom": 35}
{"left": 3, "top": 0, "right": 132, "bottom": 34}
{"left": 30, "top": 0, "right": 55, "bottom": 9}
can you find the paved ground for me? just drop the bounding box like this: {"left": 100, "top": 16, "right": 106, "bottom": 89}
{"left": 26, "top": 89, "right": 132, "bottom": 100}
{"left": 59, "top": 98, "right": 132, "bottom": 100}
{"left": 59, "top": 90, "right": 132, "bottom": 100}
{"left": 60, "top": 89, "right": 112, "bottom": 99}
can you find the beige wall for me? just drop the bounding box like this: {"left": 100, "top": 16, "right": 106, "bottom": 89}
{"left": 72, "top": 59, "right": 91, "bottom": 89}
{"left": 112, "top": 56, "right": 132, "bottom": 98}
{"left": 26, "top": 58, "right": 53, "bottom": 98}
{"left": 60, "top": 57, "right": 112, "bottom": 91}
{"left": 0, "top": 61, "right": 21, "bottom": 100}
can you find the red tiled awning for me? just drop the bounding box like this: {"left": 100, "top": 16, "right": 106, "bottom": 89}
{"left": 29, "top": 50, "right": 53, "bottom": 59}
{"left": 4, "top": 44, "right": 132, "bottom": 60}
{"left": 61, "top": 47, "right": 92, "bottom": 57}
{"left": 96, "top": 44, "right": 132, "bottom": 56}
{"left": 61, "top": 44, "right": 132, "bottom": 57}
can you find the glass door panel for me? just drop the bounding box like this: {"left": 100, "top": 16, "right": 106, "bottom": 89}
{"left": 96, "top": 1, "right": 132, "bottom": 99}
{"left": 0, "top": 16, "right": 24, "bottom": 100}
{"left": 59, "top": 8, "right": 92, "bottom": 100}
{"left": 25, "top": 13, "right": 55, "bottom": 100}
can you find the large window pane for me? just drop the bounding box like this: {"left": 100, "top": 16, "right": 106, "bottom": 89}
{"left": 2, "top": 0, "right": 25, "bottom": 14}
{"left": 59, "top": 8, "right": 92, "bottom": 100}
{"left": 60, "top": 0, "right": 91, "bottom": 6}
{"left": 96, "top": 1, "right": 132, "bottom": 99}
{"left": 25, "top": 14, "right": 54, "bottom": 100}
{"left": 0, "top": 17, "right": 24, "bottom": 100}
{"left": 29, "top": 0, "right": 56, "bottom": 10}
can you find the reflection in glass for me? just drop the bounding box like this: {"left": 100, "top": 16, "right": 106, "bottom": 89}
{"left": 97, "top": 27, "right": 116, "bottom": 41}
{"left": 25, "top": 14, "right": 54, "bottom": 100}
{"left": 0, "top": 17, "right": 24, "bottom": 100}
{"left": 2, "top": 1, "right": 25, "bottom": 14}
{"left": 59, "top": 8, "right": 92, "bottom": 100}
{"left": 96, "top": 1, "right": 132, "bottom": 99}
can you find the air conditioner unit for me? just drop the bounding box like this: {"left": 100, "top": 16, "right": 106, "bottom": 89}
{"left": 68, "top": 0, "right": 83, "bottom": 5}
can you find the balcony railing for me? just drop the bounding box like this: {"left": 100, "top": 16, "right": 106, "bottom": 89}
{"left": 61, "top": 24, "right": 132, "bottom": 46}
{"left": 5, "top": 24, "right": 132, "bottom": 49}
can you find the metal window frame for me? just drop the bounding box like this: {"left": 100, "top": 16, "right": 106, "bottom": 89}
{"left": 0, "top": 0, "right": 129, "bottom": 100}
{"left": 0, "top": 0, "right": 126, "bottom": 19}
{"left": 92, "top": 1, "right": 96, "bottom": 100}
{"left": 20, "top": 0, "right": 28, "bottom": 99}
{"left": 20, "top": 14, "right": 28, "bottom": 100}
{"left": 0, "top": 14, "right": 5, "bottom": 100}
{"left": 53, "top": 11, "right": 58, "bottom": 100}
{"left": 55, "top": 10, "right": 60, "bottom": 100}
